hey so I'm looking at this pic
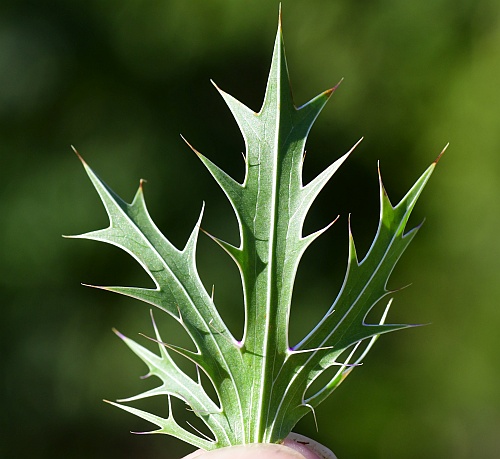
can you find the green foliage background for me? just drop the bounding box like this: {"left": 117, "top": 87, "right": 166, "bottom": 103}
{"left": 1, "top": 0, "right": 499, "bottom": 457}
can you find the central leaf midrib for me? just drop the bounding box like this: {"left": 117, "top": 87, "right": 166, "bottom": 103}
{"left": 250, "top": 62, "right": 288, "bottom": 443}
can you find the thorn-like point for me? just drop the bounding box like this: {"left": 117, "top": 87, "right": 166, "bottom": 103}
{"left": 210, "top": 79, "right": 229, "bottom": 99}
{"left": 377, "top": 160, "right": 390, "bottom": 198}
{"left": 434, "top": 142, "right": 449, "bottom": 165}
{"left": 348, "top": 137, "right": 363, "bottom": 157}
{"left": 180, "top": 134, "right": 202, "bottom": 157}
{"left": 112, "top": 327, "right": 126, "bottom": 340}
{"left": 81, "top": 283, "right": 108, "bottom": 291}
{"left": 210, "top": 79, "right": 220, "bottom": 91}
{"left": 199, "top": 226, "right": 215, "bottom": 240}
{"left": 387, "top": 283, "right": 413, "bottom": 295}
{"left": 139, "top": 332, "right": 159, "bottom": 344}
{"left": 278, "top": 3, "right": 283, "bottom": 30}
{"left": 71, "top": 145, "right": 86, "bottom": 164}
{"left": 407, "top": 322, "right": 431, "bottom": 328}
{"left": 302, "top": 403, "right": 319, "bottom": 432}
{"left": 319, "top": 215, "right": 340, "bottom": 237}
{"left": 130, "top": 430, "right": 154, "bottom": 436}
{"left": 331, "top": 77, "right": 344, "bottom": 93}
{"left": 330, "top": 214, "right": 340, "bottom": 227}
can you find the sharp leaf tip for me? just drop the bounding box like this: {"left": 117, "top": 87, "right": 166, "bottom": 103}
{"left": 434, "top": 143, "right": 449, "bottom": 164}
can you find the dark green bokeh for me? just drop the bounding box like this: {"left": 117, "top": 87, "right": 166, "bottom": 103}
{"left": 2, "top": 0, "right": 499, "bottom": 457}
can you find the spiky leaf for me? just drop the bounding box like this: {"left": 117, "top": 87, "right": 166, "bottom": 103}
{"left": 69, "top": 12, "right": 440, "bottom": 450}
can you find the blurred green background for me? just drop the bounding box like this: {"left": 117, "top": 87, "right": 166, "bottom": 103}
{"left": 2, "top": 0, "right": 500, "bottom": 457}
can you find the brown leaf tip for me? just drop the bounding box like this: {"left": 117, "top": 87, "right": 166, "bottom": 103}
{"left": 71, "top": 145, "right": 86, "bottom": 165}
{"left": 331, "top": 77, "right": 344, "bottom": 93}
{"left": 434, "top": 142, "right": 449, "bottom": 165}
{"left": 180, "top": 134, "right": 202, "bottom": 156}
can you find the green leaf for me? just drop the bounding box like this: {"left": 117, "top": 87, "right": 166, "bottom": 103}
{"left": 70, "top": 11, "right": 441, "bottom": 450}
